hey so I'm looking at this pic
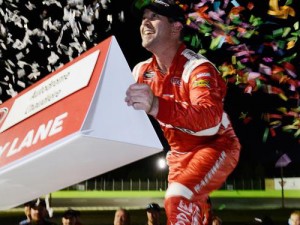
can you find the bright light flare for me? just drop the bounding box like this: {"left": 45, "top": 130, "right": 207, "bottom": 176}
{"left": 157, "top": 157, "right": 166, "bottom": 170}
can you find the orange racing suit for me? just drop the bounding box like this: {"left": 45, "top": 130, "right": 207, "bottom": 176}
{"left": 132, "top": 44, "right": 241, "bottom": 225}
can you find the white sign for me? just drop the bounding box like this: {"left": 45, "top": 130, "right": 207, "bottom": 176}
{"left": 0, "top": 50, "right": 100, "bottom": 133}
{"left": 274, "top": 177, "right": 300, "bottom": 190}
{"left": 0, "top": 36, "right": 163, "bottom": 210}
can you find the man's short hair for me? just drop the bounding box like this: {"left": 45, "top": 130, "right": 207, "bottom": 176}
{"left": 146, "top": 203, "right": 161, "bottom": 212}
{"left": 63, "top": 209, "right": 80, "bottom": 219}
{"left": 30, "top": 198, "right": 46, "bottom": 209}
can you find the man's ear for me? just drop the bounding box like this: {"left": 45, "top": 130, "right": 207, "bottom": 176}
{"left": 172, "top": 21, "right": 183, "bottom": 33}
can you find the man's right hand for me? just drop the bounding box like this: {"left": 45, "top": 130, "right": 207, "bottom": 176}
{"left": 125, "top": 83, "right": 158, "bottom": 117}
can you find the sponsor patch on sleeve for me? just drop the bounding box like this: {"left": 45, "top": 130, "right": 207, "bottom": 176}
{"left": 192, "top": 79, "right": 210, "bottom": 88}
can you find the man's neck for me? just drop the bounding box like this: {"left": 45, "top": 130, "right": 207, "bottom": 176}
{"left": 152, "top": 42, "right": 182, "bottom": 75}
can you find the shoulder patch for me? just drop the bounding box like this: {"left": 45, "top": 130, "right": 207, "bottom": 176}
{"left": 181, "top": 49, "right": 219, "bottom": 83}
{"left": 192, "top": 79, "right": 210, "bottom": 88}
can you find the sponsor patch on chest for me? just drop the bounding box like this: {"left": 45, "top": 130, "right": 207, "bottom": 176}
{"left": 143, "top": 71, "right": 155, "bottom": 79}
{"left": 170, "top": 77, "right": 181, "bottom": 86}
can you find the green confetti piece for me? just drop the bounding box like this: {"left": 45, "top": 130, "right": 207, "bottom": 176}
{"left": 198, "top": 49, "right": 206, "bottom": 55}
{"left": 292, "top": 107, "right": 300, "bottom": 113}
{"left": 278, "top": 93, "right": 288, "bottom": 101}
{"left": 209, "top": 36, "right": 222, "bottom": 50}
{"left": 282, "top": 125, "right": 298, "bottom": 131}
{"left": 199, "top": 24, "right": 212, "bottom": 34}
{"left": 243, "top": 30, "right": 255, "bottom": 39}
{"left": 294, "top": 129, "right": 300, "bottom": 137}
{"left": 235, "top": 75, "right": 242, "bottom": 85}
{"left": 231, "top": 17, "right": 242, "bottom": 25}
{"left": 218, "top": 204, "right": 226, "bottom": 210}
{"left": 287, "top": 36, "right": 298, "bottom": 42}
{"left": 255, "top": 78, "right": 262, "bottom": 89}
{"left": 263, "top": 127, "right": 269, "bottom": 143}
{"left": 264, "top": 34, "right": 274, "bottom": 40}
{"left": 278, "top": 52, "right": 297, "bottom": 63}
{"left": 270, "top": 120, "right": 282, "bottom": 127}
{"left": 273, "top": 28, "right": 284, "bottom": 38}
{"left": 231, "top": 36, "right": 240, "bottom": 44}
{"left": 236, "top": 61, "right": 246, "bottom": 70}
{"left": 191, "top": 35, "right": 201, "bottom": 49}
{"left": 282, "top": 27, "right": 291, "bottom": 37}
{"left": 291, "top": 30, "right": 300, "bottom": 37}
{"left": 249, "top": 15, "right": 263, "bottom": 27}
{"left": 134, "top": 0, "right": 151, "bottom": 10}
{"left": 293, "top": 21, "right": 299, "bottom": 30}
{"left": 183, "top": 36, "right": 191, "bottom": 42}
{"left": 277, "top": 40, "right": 286, "bottom": 49}
{"left": 277, "top": 107, "right": 287, "bottom": 113}
{"left": 232, "top": 56, "right": 237, "bottom": 65}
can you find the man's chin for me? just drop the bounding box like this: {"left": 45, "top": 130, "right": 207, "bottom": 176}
{"left": 142, "top": 41, "right": 153, "bottom": 51}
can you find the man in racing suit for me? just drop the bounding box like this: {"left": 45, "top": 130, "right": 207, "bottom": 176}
{"left": 125, "top": 0, "right": 241, "bottom": 224}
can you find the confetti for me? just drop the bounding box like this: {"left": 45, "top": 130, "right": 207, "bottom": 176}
{"left": 0, "top": 0, "right": 124, "bottom": 103}
{"left": 183, "top": 0, "right": 299, "bottom": 141}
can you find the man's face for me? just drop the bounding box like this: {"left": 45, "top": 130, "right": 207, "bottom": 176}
{"left": 147, "top": 210, "right": 160, "bottom": 224}
{"left": 30, "top": 206, "right": 46, "bottom": 222}
{"left": 140, "top": 9, "right": 173, "bottom": 51}
{"left": 290, "top": 214, "right": 300, "bottom": 225}
{"left": 24, "top": 205, "right": 31, "bottom": 218}
{"left": 114, "top": 209, "right": 128, "bottom": 225}
{"left": 62, "top": 216, "right": 77, "bottom": 225}
{"left": 212, "top": 219, "right": 221, "bottom": 225}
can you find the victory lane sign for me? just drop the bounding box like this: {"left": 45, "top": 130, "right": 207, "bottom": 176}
{"left": 0, "top": 36, "right": 163, "bottom": 210}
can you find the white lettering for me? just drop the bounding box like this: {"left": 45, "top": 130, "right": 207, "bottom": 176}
{"left": 194, "top": 151, "right": 227, "bottom": 192}
{"left": 33, "top": 120, "right": 54, "bottom": 145}
{"left": 25, "top": 90, "right": 62, "bottom": 115}
{"left": 174, "top": 200, "right": 200, "bottom": 225}
{"left": 178, "top": 201, "right": 193, "bottom": 216}
{"left": 7, "top": 130, "right": 34, "bottom": 157}
{"left": 49, "top": 112, "right": 68, "bottom": 136}
{"left": 176, "top": 213, "right": 189, "bottom": 223}
{"left": 7, "top": 138, "right": 20, "bottom": 157}
{"left": 0, "top": 112, "right": 68, "bottom": 159}
{"left": 0, "top": 143, "right": 10, "bottom": 157}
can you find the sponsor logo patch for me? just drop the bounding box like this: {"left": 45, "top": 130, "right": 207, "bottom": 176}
{"left": 192, "top": 79, "right": 210, "bottom": 88}
{"left": 170, "top": 77, "right": 181, "bottom": 86}
{"left": 143, "top": 71, "right": 155, "bottom": 79}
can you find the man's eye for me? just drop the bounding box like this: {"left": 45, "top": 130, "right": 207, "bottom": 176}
{"left": 153, "top": 13, "right": 159, "bottom": 18}
{"left": 150, "top": 13, "right": 159, "bottom": 19}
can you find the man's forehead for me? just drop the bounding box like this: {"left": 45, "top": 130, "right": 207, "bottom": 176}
{"left": 142, "top": 8, "right": 168, "bottom": 19}
{"left": 116, "top": 210, "right": 126, "bottom": 215}
{"left": 143, "top": 8, "right": 160, "bottom": 15}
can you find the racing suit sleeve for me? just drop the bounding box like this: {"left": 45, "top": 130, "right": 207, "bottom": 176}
{"left": 155, "top": 62, "right": 226, "bottom": 136}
